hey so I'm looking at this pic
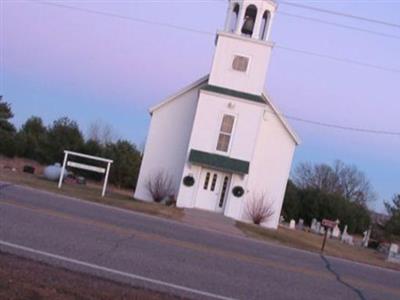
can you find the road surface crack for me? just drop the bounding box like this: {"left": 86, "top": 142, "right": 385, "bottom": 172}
{"left": 95, "top": 233, "right": 135, "bottom": 260}
{"left": 320, "top": 255, "right": 366, "bottom": 300}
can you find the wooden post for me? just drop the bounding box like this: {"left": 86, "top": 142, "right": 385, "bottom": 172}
{"left": 58, "top": 152, "right": 68, "bottom": 189}
{"left": 101, "top": 162, "right": 111, "bottom": 197}
{"left": 321, "top": 227, "right": 328, "bottom": 253}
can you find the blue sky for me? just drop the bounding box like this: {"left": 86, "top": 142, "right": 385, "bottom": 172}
{"left": 2, "top": 0, "right": 400, "bottom": 212}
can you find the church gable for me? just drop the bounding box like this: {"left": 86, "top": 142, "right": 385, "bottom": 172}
{"left": 149, "top": 76, "right": 208, "bottom": 115}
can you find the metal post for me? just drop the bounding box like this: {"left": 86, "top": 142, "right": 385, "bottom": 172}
{"left": 58, "top": 152, "right": 68, "bottom": 189}
{"left": 101, "top": 162, "right": 111, "bottom": 197}
{"left": 321, "top": 227, "right": 328, "bottom": 253}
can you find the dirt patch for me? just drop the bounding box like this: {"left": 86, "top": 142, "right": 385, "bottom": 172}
{"left": 0, "top": 251, "right": 185, "bottom": 300}
{"left": 0, "top": 156, "right": 45, "bottom": 175}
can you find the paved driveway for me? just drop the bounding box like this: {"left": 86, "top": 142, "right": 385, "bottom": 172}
{"left": 0, "top": 182, "right": 399, "bottom": 300}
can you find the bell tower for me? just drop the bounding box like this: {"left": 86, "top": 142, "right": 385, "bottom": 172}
{"left": 208, "top": 0, "right": 277, "bottom": 96}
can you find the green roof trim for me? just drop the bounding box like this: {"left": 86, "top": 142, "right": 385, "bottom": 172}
{"left": 201, "top": 85, "right": 265, "bottom": 104}
{"left": 188, "top": 149, "right": 250, "bottom": 174}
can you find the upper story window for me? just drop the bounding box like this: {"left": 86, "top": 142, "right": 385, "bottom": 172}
{"left": 216, "top": 115, "right": 235, "bottom": 152}
{"left": 232, "top": 55, "right": 249, "bottom": 72}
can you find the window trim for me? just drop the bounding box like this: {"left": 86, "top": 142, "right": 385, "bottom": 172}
{"left": 215, "top": 112, "right": 237, "bottom": 156}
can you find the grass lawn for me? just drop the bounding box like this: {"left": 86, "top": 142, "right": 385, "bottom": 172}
{"left": 236, "top": 222, "right": 400, "bottom": 271}
{"left": 0, "top": 168, "right": 183, "bottom": 220}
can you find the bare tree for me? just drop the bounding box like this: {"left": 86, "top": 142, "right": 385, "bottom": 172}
{"left": 293, "top": 160, "right": 375, "bottom": 205}
{"left": 246, "top": 193, "right": 274, "bottom": 225}
{"left": 87, "top": 120, "right": 118, "bottom": 145}
{"left": 145, "top": 170, "right": 176, "bottom": 203}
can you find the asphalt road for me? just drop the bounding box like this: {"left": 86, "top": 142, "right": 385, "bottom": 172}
{"left": 0, "top": 182, "right": 399, "bottom": 300}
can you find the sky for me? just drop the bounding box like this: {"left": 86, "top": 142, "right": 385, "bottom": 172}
{"left": 1, "top": 0, "right": 399, "bottom": 212}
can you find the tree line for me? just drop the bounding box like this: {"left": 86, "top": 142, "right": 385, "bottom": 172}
{"left": 0, "top": 97, "right": 141, "bottom": 189}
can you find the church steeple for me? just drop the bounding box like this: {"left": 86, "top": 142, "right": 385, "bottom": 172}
{"left": 209, "top": 0, "right": 277, "bottom": 95}
{"left": 224, "top": 0, "right": 275, "bottom": 41}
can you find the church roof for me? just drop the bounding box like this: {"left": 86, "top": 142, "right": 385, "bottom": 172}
{"left": 149, "top": 75, "right": 300, "bottom": 145}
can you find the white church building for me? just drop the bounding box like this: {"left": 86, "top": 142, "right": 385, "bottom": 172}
{"left": 134, "top": 0, "right": 300, "bottom": 229}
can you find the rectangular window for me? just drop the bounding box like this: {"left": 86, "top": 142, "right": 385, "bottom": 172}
{"left": 216, "top": 115, "right": 235, "bottom": 152}
{"left": 232, "top": 55, "right": 249, "bottom": 72}
{"left": 203, "top": 172, "right": 211, "bottom": 190}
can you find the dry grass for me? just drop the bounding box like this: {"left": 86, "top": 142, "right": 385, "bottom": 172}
{"left": 0, "top": 168, "right": 183, "bottom": 220}
{"left": 236, "top": 222, "right": 400, "bottom": 271}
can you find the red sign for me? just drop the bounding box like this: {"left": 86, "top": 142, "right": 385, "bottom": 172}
{"left": 322, "top": 219, "right": 337, "bottom": 229}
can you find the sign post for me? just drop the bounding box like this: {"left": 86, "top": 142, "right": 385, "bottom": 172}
{"left": 321, "top": 219, "right": 338, "bottom": 253}
{"left": 58, "top": 150, "right": 113, "bottom": 197}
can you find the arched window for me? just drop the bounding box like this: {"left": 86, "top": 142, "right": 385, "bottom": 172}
{"left": 229, "top": 3, "right": 240, "bottom": 32}
{"left": 260, "top": 10, "right": 270, "bottom": 40}
{"left": 241, "top": 5, "right": 257, "bottom": 37}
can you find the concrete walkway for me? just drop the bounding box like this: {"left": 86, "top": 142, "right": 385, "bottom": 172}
{"left": 181, "top": 208, "right": 245, "bottom": 237}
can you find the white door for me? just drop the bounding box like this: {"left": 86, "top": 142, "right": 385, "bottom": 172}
{"left": 195, "top": 169, "right": 231, "bottom": 213}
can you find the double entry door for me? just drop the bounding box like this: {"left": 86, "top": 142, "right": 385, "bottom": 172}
{"left": 196, "top": 169, "right": 231, "bottom": 213}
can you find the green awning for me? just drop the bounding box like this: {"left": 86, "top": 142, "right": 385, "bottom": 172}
{"left": 188, "top": 149, "right": 250, "bottom": 174}
{"left": 201, "top": 85, "right": 265, "bottom": 104}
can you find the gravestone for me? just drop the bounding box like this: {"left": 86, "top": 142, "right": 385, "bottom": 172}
{"left": 297, "top": 219, "right": 304, "bottom": 230}
{"left": 332, "top": 224, "right": 341, "bottom": 238}
{"left": 327, "top": 228, "right": 332, "bottom": 239}
{"left": 311, "top": 218, "right": 318, "bottom": 233}
{"left": 319, "top": 226, "right": 325, "bottom": 235}
{"left": 341, "top": 225, "right": 354, "bottom": 245}
{"left": 362, "top": 227, "right": 372, "bottom": 248}
{"left": 389, "top": 243, "right": 399, "bottom": 254}
{"left": 388, "top": 244, "right": 400, "bottom": 264}
{"left": 316, "top": 222, "right": 321, "bottom": 234}
{"left": 289, "top": 219, "right": 296, "bottom": 229}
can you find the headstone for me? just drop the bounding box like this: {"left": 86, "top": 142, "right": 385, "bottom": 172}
{"left": 388, "top": 244, "right": 400, "bottom": 264}
{"left": 341, "top": 225, "right": 353, "bottom": 245}
{"left": 297, "top": 219, "right": 304, "bottom": 230}
{"left": 279, "top": 216, "right": 285, "bottom": 224}
{"left": 327, "top": 228, "right": 332, "bottom": 239}
{"left": 343, "top": 225, "right": 348, "bottom": 235}
{"left": 389, "top": 243, "right": 399, "bottom": 254}
{"left": 332, "top": 224, "right": 341, "bottom": 238}
{"left": 289, "top": 219, "right": 296, "bottom": 229}
{"left": 319, "top": 226, "right": 325, "bottom": 235}
{"left": 362, "top": 229, "right": 371, "bottom": 248}
{"left": 316, "top": 222, "right": 321, "bottom": 234}
{"left": 311, "top": 218, "right": 318, "bottom": 233}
